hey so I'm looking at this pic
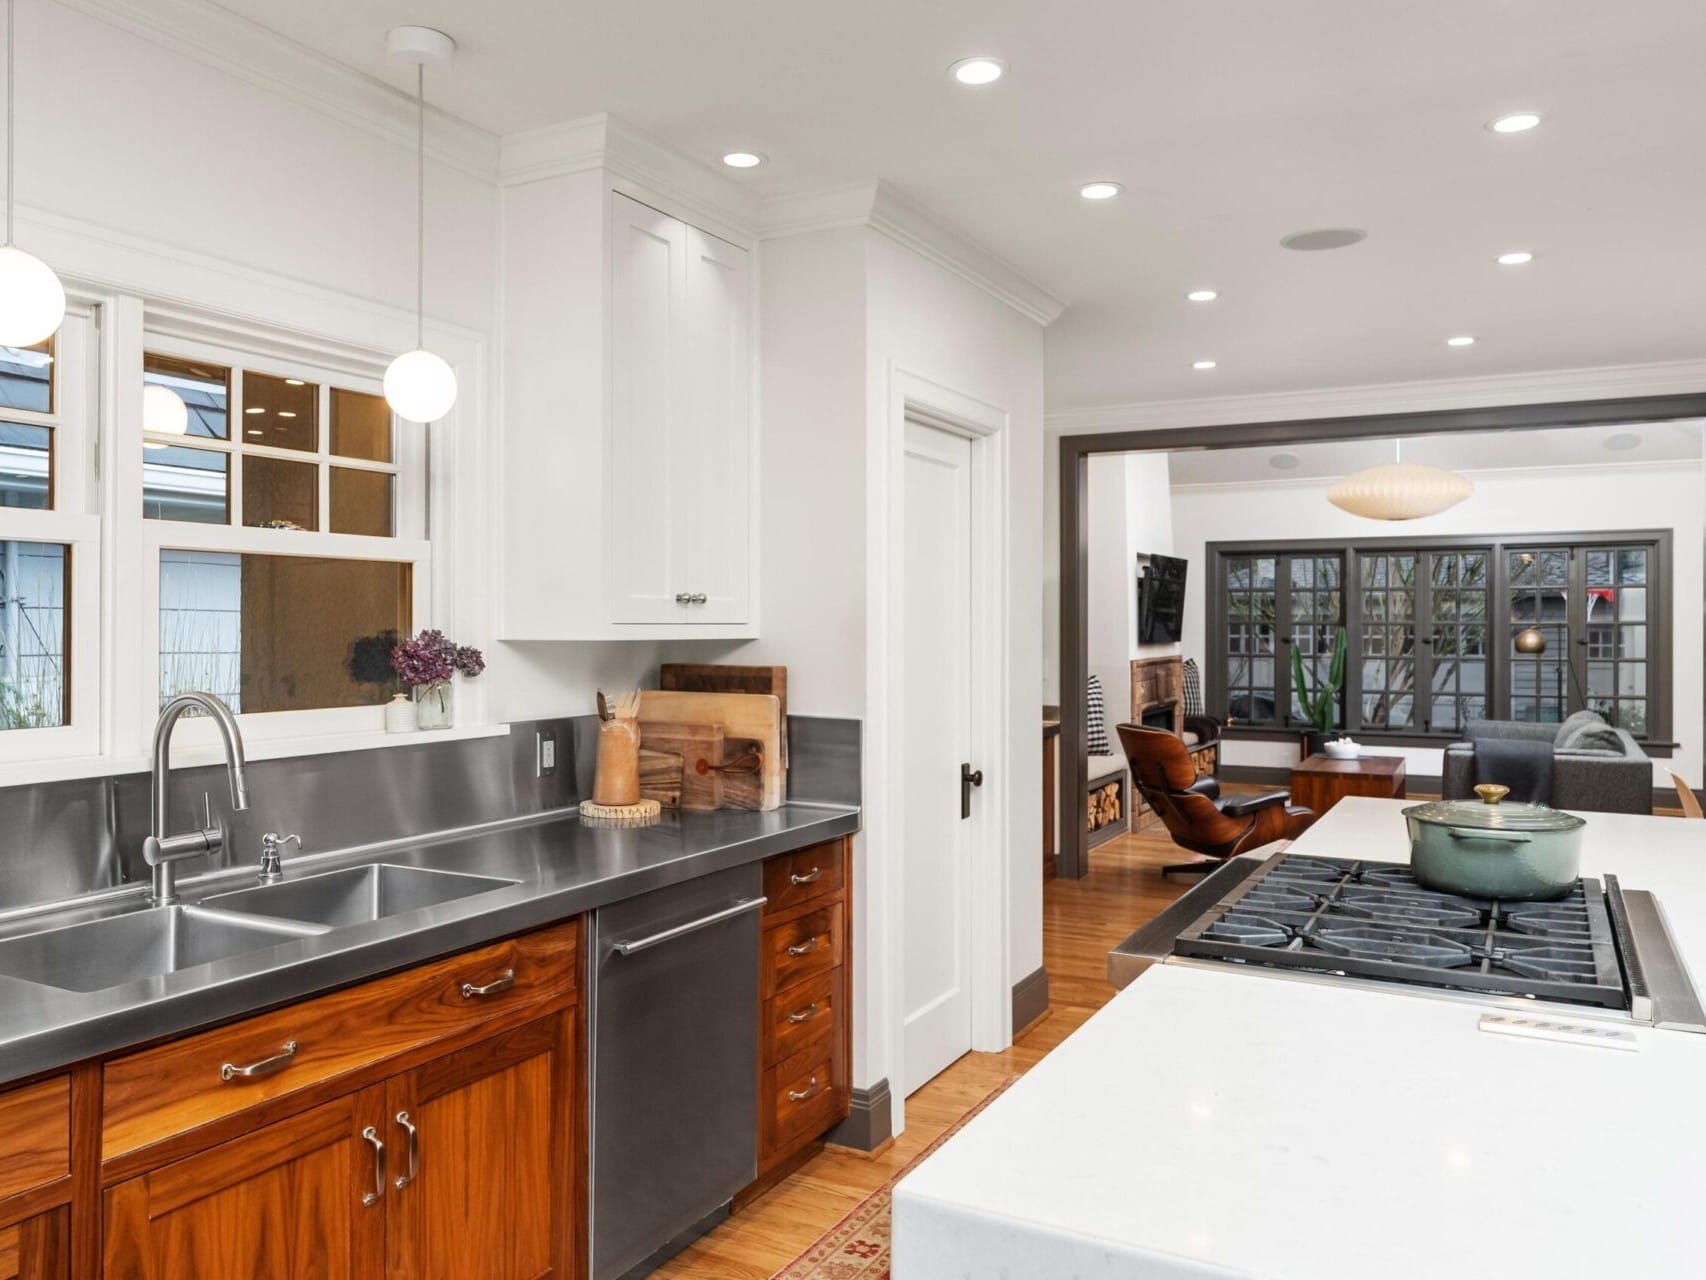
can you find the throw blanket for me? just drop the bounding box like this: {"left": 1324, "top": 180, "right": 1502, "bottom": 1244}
{"left": 1474, "top": 737, "right": 1553, "bottom": 804}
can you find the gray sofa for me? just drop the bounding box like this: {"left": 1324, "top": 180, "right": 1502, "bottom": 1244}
{"left": 1443, "top": 714, "right": 1653, "bottom": 814}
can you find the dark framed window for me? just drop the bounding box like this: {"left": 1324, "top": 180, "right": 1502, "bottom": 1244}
{"left": 1206, "top": 531, "right": 1671, "bottom": 745}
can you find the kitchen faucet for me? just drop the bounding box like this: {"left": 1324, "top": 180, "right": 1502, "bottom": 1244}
{"left": 143, "top": 692, "right": 250, "bottom": 906}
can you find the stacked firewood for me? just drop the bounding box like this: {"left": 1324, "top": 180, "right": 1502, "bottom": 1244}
{"left": 1087, "top": 781, "right": 1123, "bottom": 831}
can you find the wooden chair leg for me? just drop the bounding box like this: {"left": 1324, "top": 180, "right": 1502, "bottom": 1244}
{"left": 1161, "top": 857, "right": 1224, "bottom": 877}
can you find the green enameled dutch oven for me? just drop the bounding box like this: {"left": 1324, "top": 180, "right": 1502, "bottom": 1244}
{"left": 1403, "top": 785, "right": 1586, "bottom": 901}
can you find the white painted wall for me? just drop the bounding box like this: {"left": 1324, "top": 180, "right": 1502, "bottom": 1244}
{"left": 1170, "top": 461, "right": 1704, "bottom": 787}
{"left": 1085, "top": 453, "right": 1179, "bottom": 728}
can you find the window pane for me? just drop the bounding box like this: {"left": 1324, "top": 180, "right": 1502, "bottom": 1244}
{"left": 0, "top": 340, "right": 52, "bottom": 414}
{"left": 159, "top": 552, "right": 411, "bottom": 713}
{"left": 0, "top": 540, "right": 68, "bottom": 729}
{"left": 242, "top": 372, "right": 318, "bottom": 452}
{"left": 244, "top": 455, "right": 318, "bottom": 531}
{"left": 144, "top": 353, "right": 230, "bottom": 440}
{"left": 330, "top": 388, "right": 392, "bottom": 463}
{"left": 330, "top": 468, "right": 394, "bottom": 537}
{"left": 0, "top": 422, "right": 50, "bottom": 509}
{"left": 144, "top": 446, "right": 229, "bottom": 523}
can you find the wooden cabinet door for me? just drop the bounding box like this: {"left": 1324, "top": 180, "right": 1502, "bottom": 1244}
{"left": 674, "top": 223, "right": 751, "bottom": 625}
{"left": 0, "top": 1209, "right": 68, "bottom": 1280}
{"left": 384, "top": 1014, "right": 574, "bottom": 1280}
{"left": 102, "top": 1088, "right": 386, "bottom": 1279}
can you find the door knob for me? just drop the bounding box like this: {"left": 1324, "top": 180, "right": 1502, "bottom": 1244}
{"left": 961, "top": 763, "right": 984, "bottom": 820}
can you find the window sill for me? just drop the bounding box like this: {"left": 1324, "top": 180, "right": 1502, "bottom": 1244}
{"left": 0, "top": 723, "right": 512, "bottom": 788}
{"left": 1221, "top": 724, "right": 1675, "bottom": 758}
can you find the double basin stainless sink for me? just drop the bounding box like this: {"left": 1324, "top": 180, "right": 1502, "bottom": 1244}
{"left": 0, "top": 863, "right": 518, "bottom": 994}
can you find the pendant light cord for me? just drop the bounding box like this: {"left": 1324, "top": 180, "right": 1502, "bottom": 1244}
{"left": 6, "top": 0, "right": 15, "bottom": 248}
{"left": 415, "top": 62, "right": 424, "bottom": 350}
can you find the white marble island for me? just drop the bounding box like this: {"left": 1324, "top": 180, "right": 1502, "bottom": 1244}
{"left": 892, "top": 798, "right": 1706, "bottom": 1278}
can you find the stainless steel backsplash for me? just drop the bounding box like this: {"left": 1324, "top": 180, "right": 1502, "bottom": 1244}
{"left": 0, "top": 715, "right": 858, "bottom": 913}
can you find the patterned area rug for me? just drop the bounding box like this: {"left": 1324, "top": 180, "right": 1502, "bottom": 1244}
{"left": 771, "top": 1078, "right": 1016, "bottom": 1280}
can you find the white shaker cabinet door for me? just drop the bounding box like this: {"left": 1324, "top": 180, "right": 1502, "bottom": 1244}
{"left": 674, "top": 225, "right": 752, "bottom": 625}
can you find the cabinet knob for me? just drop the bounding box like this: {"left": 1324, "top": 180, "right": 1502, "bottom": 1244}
{"left": 675, "top": 592, "right": 708, "bottom": 605}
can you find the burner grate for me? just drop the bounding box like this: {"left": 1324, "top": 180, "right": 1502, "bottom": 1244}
{"left": 1173, "top": 852, "right": 1629, "bottom": 1011}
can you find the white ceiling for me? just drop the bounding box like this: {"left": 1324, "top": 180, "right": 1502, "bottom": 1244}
{"left": 1167, "top": 419, "right": 1705, "bottom": 487}
{"left": 204, "top": 0, "right": 1706, "bottom": 411}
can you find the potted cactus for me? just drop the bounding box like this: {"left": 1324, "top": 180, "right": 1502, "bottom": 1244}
{"left": 1290, "top": 626, "right": 1348, "bottom": 760}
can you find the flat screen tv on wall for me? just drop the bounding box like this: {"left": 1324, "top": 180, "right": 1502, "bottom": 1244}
{"left": 1136, "top": 553, "right": 1188, "bottom": 645}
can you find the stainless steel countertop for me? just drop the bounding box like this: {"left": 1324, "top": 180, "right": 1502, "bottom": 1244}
{"left": 0, "top": 802, "right": 860, "bottom": 1086}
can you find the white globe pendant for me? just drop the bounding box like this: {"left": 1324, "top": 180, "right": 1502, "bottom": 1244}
{"left": 1327, "top": 463, "right": 1473, "bottom": 521}
{"left": 384, "top": 347, "right": 457, "bottom": 423}
{"left": 142, "top": 383, "right": 189, "bottom": 435}
{"left": 0, "top": 244, "right": 65, "bottom": 347}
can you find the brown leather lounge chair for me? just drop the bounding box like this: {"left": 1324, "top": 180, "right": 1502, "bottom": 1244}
{"left": 1117, "top": 723, "right": 1316, "bottom": 876}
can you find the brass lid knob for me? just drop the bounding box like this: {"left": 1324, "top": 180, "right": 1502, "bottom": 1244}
{"left": 1474, "top": 784, "right": 1510, "bottom": 805}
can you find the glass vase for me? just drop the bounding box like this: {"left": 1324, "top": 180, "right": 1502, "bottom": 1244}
{"left": 415, "top": 681, "right": 454, "bottom": 730}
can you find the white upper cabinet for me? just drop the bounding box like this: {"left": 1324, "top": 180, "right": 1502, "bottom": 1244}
{"left": 499, "top": 179, "right": 756, "bottom": 640}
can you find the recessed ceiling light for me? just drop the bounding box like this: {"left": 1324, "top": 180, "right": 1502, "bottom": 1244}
{"left": 1446, "top": 335, "right": 1476, "bottom": 347}
{"left": 284, "top": 378, "right": 306, "bottom": 386}
{"left": 244, "top": 405, "right": 265, "bottom": 414}
{"left": 1497, "top": 251, "right": 1534, "bottom": 266}
{"left": 1186, "top": 289, "right": 1218, "bottom": 303}
{"left": 247, "top": 429, "right": 263, "bottom": 437}
{"left": 1280, "top": 228, "right": 1366, "bottom": 252}
{"left": 278, "top": 410, "right": 297, "bottom": 418}
{"left": 949, "top": 56, "right": 1005, "bottom": 86}
{"left": 721, "top": 151, "right": 765, "bottom": 169}
{"left": 1269, "top": 452, "right": 1301, "bottom": 471}
{"left": 1604, "top": 431, "right": 1642, "bottom": 452}
{"left": 1080, "top": 181, "right": 1123, "bottom": 201}
{"left": 1488, "top": 112, "right": 1541, "bottom": 134}
{"left": 1192, "top": 359, "right": 1217, "bottom": 370}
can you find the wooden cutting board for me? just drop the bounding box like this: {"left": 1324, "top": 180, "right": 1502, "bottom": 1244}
{"left": 637, "top": 722, "right": 724, "bottom": 811}
{"left": 637, "top": 691, "right": 785, "bottom": 810}
{"left": 659, "top": 664, "right": 788, "bottom": 766}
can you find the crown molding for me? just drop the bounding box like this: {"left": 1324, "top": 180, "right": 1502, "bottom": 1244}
{"left": 760, "top": 180, "right": 1066, "bottom": 328}
{"left": 59, "top": 0, "right": 499, "bottom": 180}
{"left": 498, "top": 113, "right": 761, "bottom": 243}
{"left": 1047, "top": 359, "right": 1706, "bottom": 435}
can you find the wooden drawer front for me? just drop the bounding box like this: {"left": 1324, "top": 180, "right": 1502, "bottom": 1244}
{"left": 763, "top": 968, "right": 839, "bottom": 1067}
{"left": 0, "top": 1077, "right": 69, "bottom": 1203}
{"left": 102, "top": 919, "right": 579, "bottom": 1164}
{"left": 762, "top": 1041, "right": 844, "bottom": 1158}
{"left": 762, "top": 903, "right": 843, "bottom": 997}
{"left": 762, "top": 841, "right": 846, "bottom": 916}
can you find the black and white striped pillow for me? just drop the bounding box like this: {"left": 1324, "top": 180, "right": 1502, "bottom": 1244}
{"left": 1086, "top": 675, "right": 1110, "bottom": 756}
{"left": 1182, "top": 658, "right": 1206, "bottom": 719}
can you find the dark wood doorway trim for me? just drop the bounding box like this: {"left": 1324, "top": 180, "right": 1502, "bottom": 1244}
{"left": 1056, "top": 391, "right": 1706, "bottom": 878}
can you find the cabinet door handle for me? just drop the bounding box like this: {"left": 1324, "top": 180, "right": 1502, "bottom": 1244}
{"left": 788, "top": 1076, "right": 823, "bottom": 1103}
{"left": 460, "top": 968, "right": 515, "bottom": 999}
{"left": 674, "top": 592, "right": 694, "bottom": 604}
{"left": 786, "top": 1002, "right": 820, "bottom": 1025}
{"left": 787, "top": 937, "right": 820, "bottom": 957}
{"left": 789, "top": 867, "right": 822, "bottom": 886}
{"left": 674, "top": 592, "right": 709, "bottom": 605}
{"left": 394, "top": 1111, "right": 419, "bottom": 1189}
{"left": 361, "top": 1126, "right": 386, "bottom": 1206}
{"left": 220, "top": 1040, "right": 299, "bottom": 1083}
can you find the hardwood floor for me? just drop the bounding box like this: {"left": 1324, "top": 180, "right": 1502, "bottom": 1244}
{"left": 652, "top": 824, "right": 1195, "bottom": 1279}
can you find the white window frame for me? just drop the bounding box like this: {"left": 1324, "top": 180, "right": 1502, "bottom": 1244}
{"left": 132, "top": 320, "right": 433, "bottom": 753}
{"left": 0, "top": 304, "right": 102, "bottom": 764}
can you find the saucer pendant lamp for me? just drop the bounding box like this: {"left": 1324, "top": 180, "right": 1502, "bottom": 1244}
{"left": 383, "top": 26, "right": 457, "bottom": 424}
{"left": 0, "top": 0, "right": 65, "bottom": 347}
{"left": 1327, "top": 439, "right": 1472, "bottom": 521}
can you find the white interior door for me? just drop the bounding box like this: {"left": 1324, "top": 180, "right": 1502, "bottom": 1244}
{"left": 901, "top": 417, "right": 977, "bottom": 1096}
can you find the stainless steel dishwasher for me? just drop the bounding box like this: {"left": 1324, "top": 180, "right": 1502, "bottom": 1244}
{"left": 588, "top": 863, "right": 765, "bottom": 1279}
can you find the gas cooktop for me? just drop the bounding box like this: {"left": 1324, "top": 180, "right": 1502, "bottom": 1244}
{"left": 1172, "top": 853, "right": 1631, "bottom": 1010}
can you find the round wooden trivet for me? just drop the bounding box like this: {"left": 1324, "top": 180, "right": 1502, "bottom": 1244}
{"left": 578, "top": 798, "right": 662, "bottom": 826}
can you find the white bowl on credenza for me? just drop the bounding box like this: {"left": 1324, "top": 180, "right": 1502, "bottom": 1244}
{"left": 1322, "top": 738, "right": 1362, "bottom": 760}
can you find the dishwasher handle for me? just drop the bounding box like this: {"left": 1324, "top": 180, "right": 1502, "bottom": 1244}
{"left": 611, "top": 896, "right": 768, "bottom": 956}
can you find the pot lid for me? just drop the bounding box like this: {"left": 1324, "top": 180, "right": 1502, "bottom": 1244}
{"left": 1403, "top": 798, "right": 1585, "bottom": 833}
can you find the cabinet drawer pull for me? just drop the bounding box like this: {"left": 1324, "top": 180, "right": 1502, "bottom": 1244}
{"left": 394, "top": 1111, "right": 419, "bottom": 1189}
{"left": 460, "top": 968, "right": 516, "bottom": 999}
{"left": 786, "top": 1002, "right": 820, "bottom": 1025}
{"left": 220, "top": 1040, "right": 299, "bottom": 1083}
{"left": 361, "top": 1126, "right": 386, "bottom": 1206}
{"left": 674, "top": 592, "right": 709, "bottom": 605}
{"left": 789, "top": 867, "right": 822, "bottom": 886}
{"left": 788, "top": 1076, "right": 823, "bottom": 1103}
{"left": 786, "top": 938, "right": 820, "bottom": 957}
